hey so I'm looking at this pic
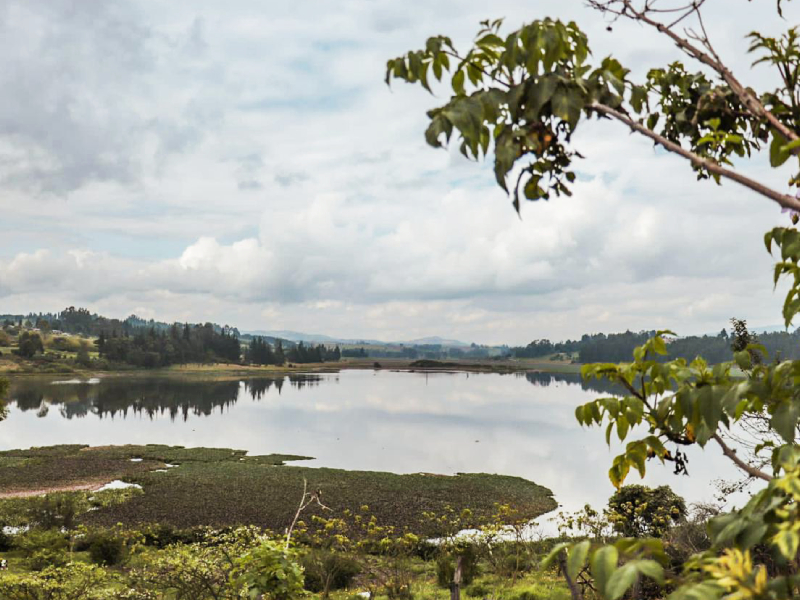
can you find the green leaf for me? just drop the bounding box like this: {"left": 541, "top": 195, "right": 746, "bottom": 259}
{"left": 524, "top": 175, "right": 544, "bottom": 200}
{"left": 698, "top": 386, "right": 722, "bottom": 430}
{"left": 770, "top": 132, "right": 791, "bottom": 167}
{"left": 452, "top": 70, "right": 465, "bottom": 95}
{"left": 567, "top": 540, "right": 590, "bottom": 580}
{"left": 617, "top": 414, "right": 629, "bottom": 441}
{"left": 773, "top": 529, "right": 799, "bottom": 560}
{"left": 550, "top": 87, "right": 583, "bottom": 129}
{"left": 771, "top": 400, "right": 800, "bottom": 443}
{"left": 541, "top": 542, "right": 570, "bottom": 569}
{"left": 634, "top": 559, "right": 664, "bottom": 585}
{"left": 780, "top": 138, "right": 800, "bottom": 154}
{"left": 606, "top": 563, "right": 638, "bottom": 600}
{"left": 528, "top": 76, "right": 557, "bottom": 117}
{"left": 590, "top": 546, "right": 618, "bottom": 595}
{"left": 476, "top": 33, "right": 504, "bottom": 47}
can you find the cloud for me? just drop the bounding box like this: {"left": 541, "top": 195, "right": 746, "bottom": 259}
{"left": 0, "top": 0, "right": 797, "bottom": 343}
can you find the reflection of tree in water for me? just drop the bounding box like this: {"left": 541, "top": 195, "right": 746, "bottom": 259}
{"left": 244, "top": 378, "right": 283, "bottom": 400}
{"left": 520, "top": 371, "right": 623, "bottom": 396}
{"left": 8, "top": 374, "right": 329, "bottom": 421}
{"left": 243, "top": 375, "right": 322, "bottom": 400}
{"left": 8, "top": 379, "right": 240, "bottom": 422}
{"left": 287, "top": 374, "right": 322, "bottom": 390}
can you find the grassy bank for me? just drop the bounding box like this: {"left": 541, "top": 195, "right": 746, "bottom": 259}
{"left": 0, "top": 445, "right": 557, "bottom": 533}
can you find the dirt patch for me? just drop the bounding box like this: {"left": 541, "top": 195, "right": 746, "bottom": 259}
{"left": 0, "top": 479, "right": 115, "bottom": 499}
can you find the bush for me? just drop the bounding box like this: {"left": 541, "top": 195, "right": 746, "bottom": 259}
{"left": 141, "top": 523, "right": 183, "bottom": 548}
{"left": 465, "top": 581, "right": 492, "bottom": 598}
{"left": 0, "top": 563, "right": 108, "bottom": 598}
{"left": 411, "top": 539, "right": 438, "bottom": 561}
{"left": 495, "top": 551, "right": 536, "bottom": 578}
{"left": 88, "top": 531, "right": 128, "bottom": 566}
{"left": 16, "top": 529, "right": 68, "bottom": 558}
{"left": 0, "top": 528, "right": 13, "bottom": 552}
{"left": 28, "top": 548, "right": 69, "bottom": 571}
{"left": 302, "top": 551, "right": 361, "bottom": 594}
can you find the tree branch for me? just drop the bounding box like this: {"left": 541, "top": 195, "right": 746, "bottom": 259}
{"left": 590, "top": 101, "right": 800, "bottom": 212}
{"left": 618, "top": 376, "right": 645, "bottom": 401}
{"left": 559, "top": 555, "right": 585, "bottom": 600}
{"left": 603, "top": 0, "right": 799, "bottom": 145}
{"left": 442, "top": 50, "right": 512, "bottom": 90}
{"left": 713, "top": 433, "right": 773, "bottom": 482}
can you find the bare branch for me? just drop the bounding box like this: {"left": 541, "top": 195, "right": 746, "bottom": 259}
{"left": 713, "top": 433, "right": 773, "bottom": 482}
{"left": 590, "top": 101, "right": 800, "bottom": 212}
{"left": 285, "top": 478, "right": 331, "bottom": 550}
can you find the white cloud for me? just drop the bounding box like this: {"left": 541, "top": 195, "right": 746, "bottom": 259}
{"left": 1, "top": 0, "right": 797, "bottom": 343}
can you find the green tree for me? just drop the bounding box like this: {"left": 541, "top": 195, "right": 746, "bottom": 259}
{"left": 16, "top": 331, "right": 44, "bottom": 359}
{"left": 391, "top": 1, "right": 800, "bottom": 599}
{"left": 606, "top": 485, "right": 686, "bottom": 539}
{"left": 274, "top": 339, "right": 286, "bottom": 365}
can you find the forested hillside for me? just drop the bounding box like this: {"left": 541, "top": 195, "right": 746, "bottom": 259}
{"left": 512, "top": 324, "right": 800, "bottom": 364}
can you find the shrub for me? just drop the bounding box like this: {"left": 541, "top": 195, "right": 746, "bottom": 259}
{"left": 234, "top": 540, "right": 305, "bottom": 600}
{"left": 465, "top": 581, "right": 492, "bottom": 598}
{"left": 0, "top": 563, "right": 108, "bottom": 598}
{"left": 16, "top": 528, "right": 68, "bottom": 558}
{"left": 0, "top": 528, "right": 13, "bottom": 552}
{"left": 28, "top": 548, "right": 69, "bottom": 571}
{"left": 302, "top": 550, "right": 361, "bottom": 594}
{"left": 88, "top": 531, "right": 128, "bottom": 566}
{"left": 141, "top": 523, "right": 183, "bottom": 548}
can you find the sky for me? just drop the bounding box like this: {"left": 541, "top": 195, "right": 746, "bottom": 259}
{"left": 0, "top": 0, "right": 798, "bottom": 345}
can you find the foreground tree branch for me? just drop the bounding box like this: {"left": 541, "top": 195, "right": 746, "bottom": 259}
{"left": 713, "top": 433, "right": 773, "bottom": 482}
{"left": 590, "top": 101, "right": 800, "bottom": 211}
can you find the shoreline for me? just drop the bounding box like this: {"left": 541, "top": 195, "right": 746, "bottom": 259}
{"left": 0, "top": 358, "right": 583, "bottom": 379}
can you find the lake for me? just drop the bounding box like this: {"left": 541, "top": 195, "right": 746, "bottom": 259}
{"left": 1, "top": 370, "right": 742, "bottom": 525}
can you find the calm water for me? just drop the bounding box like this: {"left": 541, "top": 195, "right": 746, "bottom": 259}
{"left": 2, "top": 370, "right": 741, "bottom": 521}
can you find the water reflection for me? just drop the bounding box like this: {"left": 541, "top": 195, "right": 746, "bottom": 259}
{"left": 8, "top": 374, "right": 324, "bottom": 421}
{"left": 1, "top": 370, "right": 739, "bottom": 521}
{"left": 518, "top": 371, "right": 623, "bottom": 396}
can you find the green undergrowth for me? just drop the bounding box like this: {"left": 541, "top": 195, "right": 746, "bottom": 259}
{"left": 0, "top": 445, "right": 556, "bottom": 534}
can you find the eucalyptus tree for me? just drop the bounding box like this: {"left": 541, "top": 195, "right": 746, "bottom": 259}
{"left": 388, "top": 1, "right": 800, "bottom": 598}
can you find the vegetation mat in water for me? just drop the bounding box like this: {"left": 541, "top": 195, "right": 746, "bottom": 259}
{"left": 0, "top": 445, "right": 556, "bottom": 533}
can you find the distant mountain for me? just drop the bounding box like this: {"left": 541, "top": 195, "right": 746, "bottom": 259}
{"left": 400, "top": 336, "right": 470, "bottom": 347}
{"left": 244, "top": 330, "right": 385, "bottom": 345}
{"left": 752, "top": 324, "right": 790, "bottom": 334}
{"left": 244, "top": 330, "right": 471, "bottom": 348}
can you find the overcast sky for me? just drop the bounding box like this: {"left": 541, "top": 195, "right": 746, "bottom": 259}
{"left": 1, "top": 0, "right": 798, "bottom": 345}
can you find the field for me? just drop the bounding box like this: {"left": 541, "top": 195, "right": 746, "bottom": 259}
{"left": 0, "top": 445, "right": 557, "bottom": 534}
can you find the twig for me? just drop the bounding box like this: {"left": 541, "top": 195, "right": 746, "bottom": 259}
{"left": 285, "top": 478, "right": 331, "bottom": 550}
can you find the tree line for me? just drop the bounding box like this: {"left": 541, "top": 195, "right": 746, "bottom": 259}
{"left": 512, "top": 321, "right": 800, "bottom": 364}
{"left": 98, "top": 323, "right": 241, "bottom": 368}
